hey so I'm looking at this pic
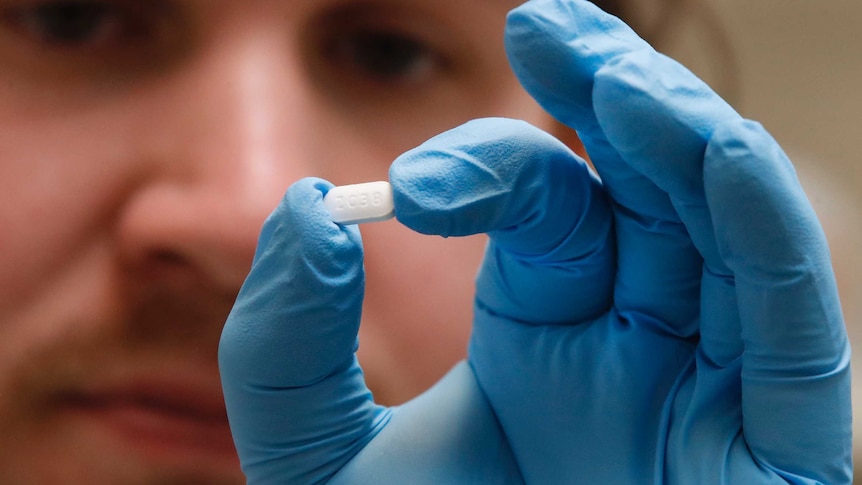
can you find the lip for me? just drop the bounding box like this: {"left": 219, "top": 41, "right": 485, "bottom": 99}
{"left": 55, "top": 377, "right": 239, "bottom": 465}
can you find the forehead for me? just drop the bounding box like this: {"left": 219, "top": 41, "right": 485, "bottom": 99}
{"left": 122, "top": 0, "right": 523, "bottom": 44}
{"left": 159, "top": 0, "right": 524, "bottom": 55}
{"left": 174, "top": 0, "right": 520, "bottom": 15}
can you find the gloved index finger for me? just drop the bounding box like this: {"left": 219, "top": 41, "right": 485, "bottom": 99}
{"left": 391, "top": 117, "right": 615, "bottom": 326}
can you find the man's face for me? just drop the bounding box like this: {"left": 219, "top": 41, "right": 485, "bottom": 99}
{"left": 0, "top": 0, "right": 550, "bottom": 481}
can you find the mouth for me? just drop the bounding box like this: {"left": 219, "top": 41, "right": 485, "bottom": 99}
{"left": 54, "top": 378, "right": 239, "bottom": 465}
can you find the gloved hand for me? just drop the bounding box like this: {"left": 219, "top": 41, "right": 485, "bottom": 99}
{"left": 218, "top": 116, "right": 608, "bottom": 484}
{"left": 218, "top": 0, "right": 852, "bottom": 483}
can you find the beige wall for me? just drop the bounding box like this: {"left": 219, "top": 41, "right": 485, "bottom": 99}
{"left": 662, "top": 0, "right": 862, "bottom": 476}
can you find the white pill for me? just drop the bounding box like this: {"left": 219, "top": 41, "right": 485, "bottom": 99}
{"left": 323, "top": 181, "right": 395, "bottom": 225}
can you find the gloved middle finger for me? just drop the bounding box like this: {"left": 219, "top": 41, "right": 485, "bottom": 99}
{"left": 505, "top": 0, "right": 728, "bottom": 337}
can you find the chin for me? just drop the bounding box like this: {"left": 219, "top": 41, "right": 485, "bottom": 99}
{"left": 0, "top": 412, "right": 245, "bottom": 484}
{"left": 0, "top": 447, "right": 245, "bottom": 485}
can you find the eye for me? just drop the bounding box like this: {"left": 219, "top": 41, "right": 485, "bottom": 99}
{"left": 1, "top": 1, "right": 138, "bottom": 48}
{"left": 324, "top": 28, "right": 442, "bottom": 84}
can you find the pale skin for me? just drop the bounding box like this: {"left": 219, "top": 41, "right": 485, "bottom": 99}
{"left": 0, "top": 0, "right": 580, "bottom": 482}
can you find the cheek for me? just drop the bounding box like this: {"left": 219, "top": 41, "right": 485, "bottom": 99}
{"left": 365, "top": 222, "right": 484, "bottom": 325}
{"left": 357, "top": 220, "right": 486, "bottom": 404}
{"left": 0, "top": 109, "right": 130, "bottom": 318}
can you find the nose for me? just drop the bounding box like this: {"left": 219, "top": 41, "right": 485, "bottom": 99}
{"left": 116, "top": 30, "right": 314, "bottom": 295}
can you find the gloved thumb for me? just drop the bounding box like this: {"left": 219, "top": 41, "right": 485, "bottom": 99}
{"left": 219, "top": 177, "right": 386, "bottom": 483}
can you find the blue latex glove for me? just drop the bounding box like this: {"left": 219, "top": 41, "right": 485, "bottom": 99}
{"left": 218, "top": 117, "right": 608, "bottom": 483}
{"left": 219, "top": 0, "right": 852, "bottom": 483}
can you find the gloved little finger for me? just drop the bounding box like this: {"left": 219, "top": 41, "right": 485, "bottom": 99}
{"left": 704, "top": 121, "right": 852, "bottom": 483}
{"left": 219, "top": 178, "right": 387, "bottom": 483}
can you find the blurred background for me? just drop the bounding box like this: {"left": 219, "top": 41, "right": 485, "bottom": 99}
{"left": 655, "top": 0, "right": 861, "bottom": 476}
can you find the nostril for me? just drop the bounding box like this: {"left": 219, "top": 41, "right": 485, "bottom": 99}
{"left": 150, "top": 249, "right": 187, "bottom": 267}
{"left": 115, "top": 181, "right": 274, "bottom": 295}
{"left": 138, "top": 248, "right": 194, "bottom": 282}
